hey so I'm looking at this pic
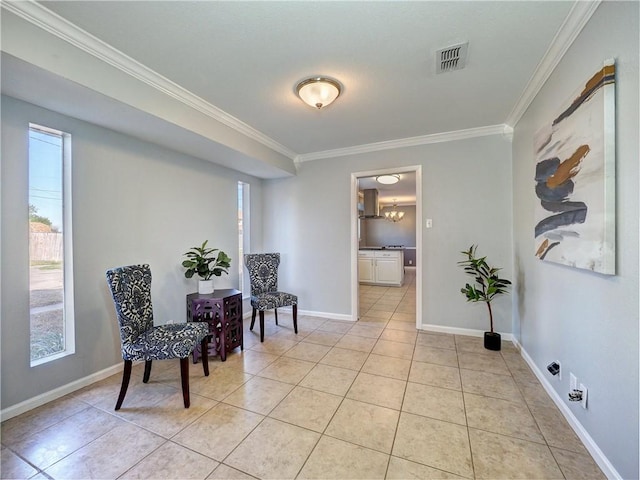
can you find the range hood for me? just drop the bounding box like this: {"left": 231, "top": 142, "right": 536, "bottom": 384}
{"left": 361, "top": 189, "right": 381, "bottom": 218}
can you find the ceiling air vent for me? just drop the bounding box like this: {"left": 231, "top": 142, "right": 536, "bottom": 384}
{"left": 436, "top": 42, "right": 468, "bottom": 74}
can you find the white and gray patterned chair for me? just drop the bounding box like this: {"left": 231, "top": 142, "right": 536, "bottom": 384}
{"left": 244, "top": 253, "right": 298, "bottom": 342}
{"left": 106, "top": 264, "right": 210, "bottom": 410}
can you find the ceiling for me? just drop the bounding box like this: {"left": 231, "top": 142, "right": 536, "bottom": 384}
{"left": 2, "top": 1, "right": 581, "bottom": 178}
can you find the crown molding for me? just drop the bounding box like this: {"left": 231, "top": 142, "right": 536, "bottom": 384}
{"left": 296, "top": 124, "right": 512, "bottom": 163}
{"left": 505, "top": 0, "right": 601, "bottom": 128}
{"left": 3, "top": 0, "right": 596, "bottom": 166}
{"left": 1, "top": 0, "right": 298, "bottom": 161}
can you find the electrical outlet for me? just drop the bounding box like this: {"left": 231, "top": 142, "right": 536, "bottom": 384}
{"left": 580, "top": 383, "right": 588, "bottom": 409}
{"left": 547, "top": 361, "right": 561, "bottom": 379}
{"left": 569, "top": 372, "right": 577, "bottom": 392}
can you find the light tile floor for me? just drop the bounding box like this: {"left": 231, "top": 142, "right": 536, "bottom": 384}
{"left": 1, "top": 270, "right": 606, "bottom": 479}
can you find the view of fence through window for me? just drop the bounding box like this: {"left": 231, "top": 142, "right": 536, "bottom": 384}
{"left": 29, "top": 125, "right": 66, "bottom": 363}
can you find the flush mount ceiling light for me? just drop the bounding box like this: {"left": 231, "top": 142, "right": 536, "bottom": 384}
{"left": 296, "top": 77, "right": 342, "bottom": 109}
{"left": 376, "top": 174, "right": 400, "bottom": 185}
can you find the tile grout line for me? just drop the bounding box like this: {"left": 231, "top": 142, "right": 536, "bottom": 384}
{"left": 384, "top": 290, "right": 416, "bottom": 480}
{"left": 457, "top": 336, "right": 478, "bottom": 480}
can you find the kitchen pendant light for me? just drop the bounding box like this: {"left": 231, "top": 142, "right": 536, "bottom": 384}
{"left": 296, "top": 77, "right": 342, "bottom": 109}
{"left": 384, "top": 200, "right": 405, "bottom": 223}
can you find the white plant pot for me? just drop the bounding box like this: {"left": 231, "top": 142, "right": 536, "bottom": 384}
{"left": 198, "top": 279, "right": 214, "bottom": 294}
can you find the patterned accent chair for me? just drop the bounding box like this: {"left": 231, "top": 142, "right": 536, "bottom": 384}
{"left": 105, "top": 264, "right": 210, "bottom": 410}
{"left": 244, "top": 253, "right": 298, "bottom": 342}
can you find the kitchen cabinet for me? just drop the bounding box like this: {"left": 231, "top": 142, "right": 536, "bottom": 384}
{"left": 358, "top": 251, "right": 376, "bottom": 283}
{"left": 358, "top": 250, "right": 404, "bottom": 286}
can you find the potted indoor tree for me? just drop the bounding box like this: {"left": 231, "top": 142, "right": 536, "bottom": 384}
{"left": 458, "top": 245, "right": 511, "bottom": 351}
{"left": 182, "top": 240, "right": 231, "bottom": 294}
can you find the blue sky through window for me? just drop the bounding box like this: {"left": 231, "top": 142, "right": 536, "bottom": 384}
{"left": 29, "top": 129, "right": 63, "bottom": 231}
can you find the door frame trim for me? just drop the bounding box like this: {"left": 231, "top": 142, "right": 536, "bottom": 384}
{"left": 350, "top": 165, "right": 422, "bottom": 329}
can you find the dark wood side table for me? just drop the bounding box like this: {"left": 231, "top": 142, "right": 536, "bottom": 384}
{"left": 186, "top": 289, "right": 243, "bottom": 362}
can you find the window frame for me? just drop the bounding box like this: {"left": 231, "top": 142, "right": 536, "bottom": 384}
{"left": 28, "top": 123, "right": 75, "bottom": 367}
{"left": 237, "top": 181, "right": 250, "bottom": 295}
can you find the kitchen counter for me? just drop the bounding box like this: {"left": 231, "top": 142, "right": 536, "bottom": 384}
{"left": 358, "top": 249, "right": 404, "bottom": 286}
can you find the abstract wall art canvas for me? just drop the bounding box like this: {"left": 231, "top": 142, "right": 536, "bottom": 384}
{"left": 533, "top": 61, "right": 616, "bottom": 275}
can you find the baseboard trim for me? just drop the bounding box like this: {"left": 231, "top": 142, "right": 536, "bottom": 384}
{"left": 242, "top": 307, "right": 354, "bottom": 322}
{"left": 300, "top": 309, "right": 354, "bottom": 322}
{"left": 0, "top": 363, "right": 122, "bottom": 422}
{"left": 420, "top": 323, "right": 514, "bottom": 342}
{"left": 515, "top": 340, "right": 621, "bottom": 480}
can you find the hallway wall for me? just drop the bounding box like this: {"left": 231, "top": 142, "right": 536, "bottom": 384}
{"left": 1, "top": 96, "right": 264, "bottom": 411}
{"left": 511, "top": 2, "right": 639, "bottom": 477}
{"left": 262, "top": 134, "right": 513, "bottom": 333}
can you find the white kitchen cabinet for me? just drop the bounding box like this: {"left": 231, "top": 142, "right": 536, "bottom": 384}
{"left": 358, "top": 250, "right": 404, "bottom": 286}
{"left": 358, "top": 252, "right": 375, "bottom": 283}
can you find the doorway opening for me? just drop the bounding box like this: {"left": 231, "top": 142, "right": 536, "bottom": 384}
{"left": 350, "top": 166, "right": 422, "bottom": 330}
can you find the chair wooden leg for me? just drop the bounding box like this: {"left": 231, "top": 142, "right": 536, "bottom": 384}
{"left": 180, "top": 357, "right": 190, "bottom": 408}
{"left": 192, "top": 342, "right": 199, "bottom": 364}
{"left": 293, "top": 304, "right": 298, "bottom": 334}
{"left": 115, "top": 360, "right": 132, "bottom": 411}
{"left": 143, "top": 360, "right": 152, "bottom": 383}
{"left": 201, "top": 337, "right": 210, "bottom": 377}
{"left": 259, "top": 310, "right": 265, "bottom": 342}
{"left": 250, "top": 308, "right": 256, "bottom": 331}
{"left": 274, "top": 308, "right": 278, "bottom": 325}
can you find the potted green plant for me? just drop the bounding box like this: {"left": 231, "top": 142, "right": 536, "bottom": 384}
{"left": 182, "top": 240, "right": 231, "bottom": 294}
{"left": 458, "top": 245, "right": 511, "bottom": 351}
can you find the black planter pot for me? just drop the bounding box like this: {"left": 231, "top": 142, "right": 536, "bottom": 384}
{"left": 484, "top": 331, "right": 501, "bottom": 351}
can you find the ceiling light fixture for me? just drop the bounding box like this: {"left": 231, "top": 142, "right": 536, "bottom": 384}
{"left": 384, "top": 199, "right": 405, "bottom": 223}
{"left": 296, "top": 77, "right": 342, "bottom": 109}
{"left": 376, "top": 174, "right": 400, "bottom": 185}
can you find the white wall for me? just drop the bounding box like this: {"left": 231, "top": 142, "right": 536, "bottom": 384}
{"left": 511, "top": 2, "right": 639, "bottom": 478}
{"left": 263, "top": 134, "right": 513, "bottom": 333}
{"left": 1, "top": 96, "right": 263, "bottom": 410}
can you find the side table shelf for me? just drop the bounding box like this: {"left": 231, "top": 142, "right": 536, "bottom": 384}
{"left": 187, "top": 289, "right": 243, "bottom": 362}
